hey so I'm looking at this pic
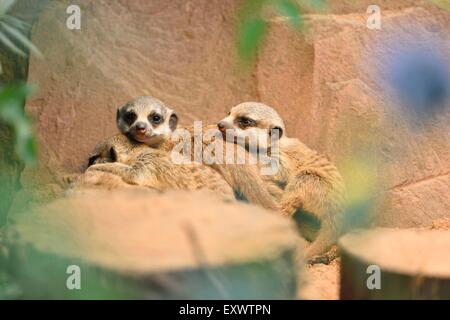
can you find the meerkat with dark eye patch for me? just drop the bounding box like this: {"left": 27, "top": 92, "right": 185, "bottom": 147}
{"left": 217, "top": 102, "right": 346, "bottom": 262}
{"left": 83, "top": 96, "right": 282, "bottom": 210}
{"left": 69, "top": 134, "right": 236, "bottom": 201}
{"left": 116, "top": 96, "right": 178, "bottom": 148}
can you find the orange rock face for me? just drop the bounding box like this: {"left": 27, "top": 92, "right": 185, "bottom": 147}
{"left": 25, "top": 1, "right": 450, "bottom": 227}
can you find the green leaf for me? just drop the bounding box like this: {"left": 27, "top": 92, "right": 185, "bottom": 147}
{"left": 0, "top": 21, "right": 42, "bottom": 57}
{"left": 0, "top": 0, "right": 15, "bottom": 16}
{"left": 300, "top": 0, "right": 327, "bottom": 11}
{"left": 236, "top": 0, "right": 267, "bottom": 64}
{"left": 3, "top": 15, "right": 31, "bottom": 32}
{"left": 275, "top": 0, "right": 303, "bottom": 30}
{"left": 237, "top": 17, "right": 267, "bottom": 63}
{"left": 0, "top": 29, "right": 26, "bottom": 56}
{"left": 0, "top": 84, "right": 37, "bottom": 166}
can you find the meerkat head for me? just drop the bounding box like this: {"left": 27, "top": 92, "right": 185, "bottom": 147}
{"left": 88, "top": 141, "right": 119, "bottom": 167}
{"left": 116, "top": 96, "right": 178, "bottom": 147}
{"left": 217, "top": 102, "right": 285, "bottom": 150}
{"left": 88, "top": 136, "right": 129, "bottom": 167}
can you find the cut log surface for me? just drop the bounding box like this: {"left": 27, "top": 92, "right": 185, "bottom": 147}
{"left": 339, "top": 228, "right": 450, "bottom": 299}
{"left": 6, "top": 189, "right": 301, "bottom": 299}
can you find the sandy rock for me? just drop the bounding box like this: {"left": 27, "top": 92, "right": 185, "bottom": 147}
{"left": 24, "top": 1, "right": 450, "bottom": 229}
{"left": 26, "top": 0, "right": 255, "bottom": 172}
{"left": 299, "top": 258, "right": 340, "bottom": 300}
{"left": 258, "top": 7, "right": 450, "bottom": 227}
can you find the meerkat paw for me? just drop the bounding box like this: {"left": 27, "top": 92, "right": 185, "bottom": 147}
{"left": 279, "top": 201, "right": 297, "bottom": 217}
{"left": 87, "top": 162, "right": 130, "bottom": 173}
{"left": 61, "top": 173, "right": 80, "bottom": 186}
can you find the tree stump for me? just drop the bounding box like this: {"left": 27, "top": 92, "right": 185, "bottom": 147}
{"left": 4, "top": 189, "right": 302, "bottom": 299}
{"left": 339, "top": 228, "right": 450, "bottom": 299}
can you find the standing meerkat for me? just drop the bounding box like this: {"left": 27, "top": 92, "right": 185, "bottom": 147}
{"left": 217, "top": 102, "right": 346, "bottom": 261}
{"left": 83, "top": 96, "right": 281, "bottom": 210}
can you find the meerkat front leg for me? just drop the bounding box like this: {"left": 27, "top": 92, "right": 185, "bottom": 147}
{"left": 87, "top": 162, "right": 149, "bottom": 187}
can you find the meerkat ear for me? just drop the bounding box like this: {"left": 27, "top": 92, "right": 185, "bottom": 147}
{"left": 169, "top": 112, "right": 178, "bottom": 131}
{"left": 269, "top": 126, "right": 283, "bottom": 139}
{"left": 116, "top": 107, "right": 122, "bottom": 123}
{"left": 88, "top": 153, "right": 101, "bottom": 167}
{"left": 109, "top": 147, "right": 118, "bottom": 162}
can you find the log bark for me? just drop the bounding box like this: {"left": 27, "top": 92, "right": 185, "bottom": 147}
{"left": 339, "top": 228, "right": 450, "bottom": 299}
{"left": 5, "top": 189, "right": 302, "bottom": 299}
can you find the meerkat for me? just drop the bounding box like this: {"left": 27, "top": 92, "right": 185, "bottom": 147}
{"left": 216, "top": 102, "right": 346, "bottom": 261}
{"left": 115, "top": 96, "right": 178, "bottom": 149}
{"left": 72, "top": 134, "right": 236, "bottom": 202}
{"left": 83, "top": 96, "right": 281, "bottom": 210}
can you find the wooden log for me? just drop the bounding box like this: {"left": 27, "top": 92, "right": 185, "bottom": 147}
{"left": 4, "top": 189, "right": 302, "bottom": 299}
{"left": 339, "top": 228, "right": 450, "bottom": 299}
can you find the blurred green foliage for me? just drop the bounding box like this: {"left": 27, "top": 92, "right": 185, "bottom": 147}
{"left": 236, "top": 0, "right": 327, "bottom": 64}
{"left": 0, "top": 0, "right": 40, "bottom": 166}
{"left": 0, "top": 84, "right": 37, "bottom": 166}
{"left": 0, "top": 0, "right": 42, "bottom": 57}
{"left": 431, "top": 0, "right": 450, "bottom": 11}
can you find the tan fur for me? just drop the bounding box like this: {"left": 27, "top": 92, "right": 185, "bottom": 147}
{"left": 178, "top": 124, "right": 283, "bottom": 210}
{"left": 218, "top": 102, "right": 346, "bottom": 262}
{"left": 74, "top": 97, "right": 281, "bottom": 210}
{"left": 71, "top": 134, "right": 236, "bottom": 202}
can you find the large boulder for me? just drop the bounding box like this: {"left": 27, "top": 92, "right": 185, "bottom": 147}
{"left": 257, "top": 7, "right": 450, "bottom": 227}
{"left": 23, "top": 1, "right": 450, "bottom": 228}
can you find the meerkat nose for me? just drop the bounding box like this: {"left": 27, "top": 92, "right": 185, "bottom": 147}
{"left": 136, "top": 122, "right": 147, "bottom": 132}
{"left": 217, "top": 121, "right": 226, "bottom": 131}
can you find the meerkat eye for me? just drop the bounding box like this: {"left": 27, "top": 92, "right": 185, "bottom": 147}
{"left": 150, "top": 114, "right": 162, "bottom": 124}
{"left": 237, "top": 117, "right": 255, "bottom": 128}
{"left": 124, "top": 112, "right": 137, "bottom": 125}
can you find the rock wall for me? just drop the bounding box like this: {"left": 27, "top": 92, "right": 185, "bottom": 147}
{"left": 24, "top": 0, "right": 450, "bottom": 227}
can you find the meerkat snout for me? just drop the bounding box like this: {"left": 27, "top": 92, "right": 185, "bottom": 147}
{"left": 116, "top": 96, "right": 178, "bottom": 147}
{"left": 217, "top": 121, "right": 226, "bottom": 131}
{"left": 217, "top": 102, "right": 285, "bottom": 150}
{"left": 135, "top": 121, "right": 147, "bottom": 132}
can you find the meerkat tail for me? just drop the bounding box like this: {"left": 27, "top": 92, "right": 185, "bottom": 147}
{"left": 212, "top": 164, "right": 281, "bottom": 211}
{"left": 280, "top": 173, "right": 343, "bottom": 258}
{"left": 304, "top": 218, "right": 338, "bottom": 261}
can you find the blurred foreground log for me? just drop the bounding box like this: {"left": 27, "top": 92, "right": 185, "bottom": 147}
{"left": 339, "top": 228, "right": 450, "bottom": 299}
{"left": 3, "top": 189, "right": 301, "bottom": 299}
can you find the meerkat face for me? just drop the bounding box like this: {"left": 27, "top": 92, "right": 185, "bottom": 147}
{"left": 116, "top": 96, "right": 178, "bottom": 147}
{"left": 88, "top": 141, "right": 119, "bottom": 166}
{"left": 217, "top": 102, "right": 285, "bottom": 150}
{"left": 88, "top": 136, "right": 130, "bottom": 167}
